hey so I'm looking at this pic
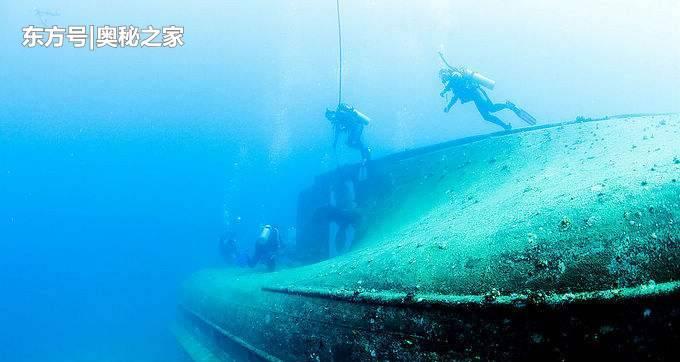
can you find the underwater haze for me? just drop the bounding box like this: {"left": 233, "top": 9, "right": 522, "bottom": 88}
{"left": 0, "top": 0, "right": 678, "bottom": 361}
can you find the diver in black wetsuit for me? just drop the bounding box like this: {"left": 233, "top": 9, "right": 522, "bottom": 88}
{"left": 437, "top": 53, "right": 537, "bottom": 131}
{"left": 248, "top": 225, "right": 281, "bottom": 271}
{"left": 440, "top": 68, "right": 516, "bottom": 130}
{"left": 325, "top": 103, "right": 372, "bottom": 163}
{"left": 314, "top": 204, "right": 361, "bottom": 254}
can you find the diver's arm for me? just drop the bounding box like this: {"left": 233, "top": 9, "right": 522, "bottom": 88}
{"left": 444, "top": 95, "right": 459, "bottom": 112}
{"left": 440, "top": 83, "right": 452, "bottom": 97}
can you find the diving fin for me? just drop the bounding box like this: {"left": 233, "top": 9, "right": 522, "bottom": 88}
{"left": 508, "top": 103, "right": 537, "bottom": 126}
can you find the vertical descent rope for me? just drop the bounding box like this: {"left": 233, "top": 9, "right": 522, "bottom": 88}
{"left": 336, "top": 0, "right": 343, "bottom": 105}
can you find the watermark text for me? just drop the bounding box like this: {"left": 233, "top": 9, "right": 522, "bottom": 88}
{"left": 22, "top": 25, "right": 185, "bottom": 50}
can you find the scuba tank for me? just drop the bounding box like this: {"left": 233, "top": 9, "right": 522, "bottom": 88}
{"left": 438, "top": 52, "right": 496, "bottom": 90}
{"left": 352, "top": 108, "right": 371, "bottom": 125}
{"left": 471, "top": 72, "right": 496, "bottom": 90}
{"left": 336, "top": 103, "right": 370, "bottom": 126}
{"left": 464, "top": 68, "right": 496, "bottom": 90}
{"left": 260, "top": 225, "right": 272, "bottom": 240}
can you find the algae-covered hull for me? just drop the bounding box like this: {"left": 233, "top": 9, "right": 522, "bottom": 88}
{"left": 176, "top": 115, "right": 680, "bottom": 361}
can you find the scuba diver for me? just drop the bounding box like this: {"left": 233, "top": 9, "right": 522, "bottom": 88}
{"left": 314, "top": 204, "right": 361, "bottom": 255}
{"left": 248, "top": 224, "right": 282, "bottom": 271}
{"left": 438, "top": 52, "right": 536, "bottom": 131}
{"left": 325, "top": 103, "right": 372, "bottom": 163}
{"left": 312, "top": 167, "right": 363, "bottom": 255}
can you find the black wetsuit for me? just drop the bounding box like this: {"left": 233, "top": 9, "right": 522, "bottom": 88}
{"left": 441, "top": 73, "right": 513, "bottom": 130}
{"left": 327, "top": 104, "right": 371, "bottom": 161}
{"left": 315, "top": 204, "right": 361, "bottom": 252}
{"left": 249, "top": 227, "right": 281, "bottom": 271}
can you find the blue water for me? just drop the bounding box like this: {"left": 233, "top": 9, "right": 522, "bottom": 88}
{"left": 1, "top": 1, "right": 678, "bottom": 361}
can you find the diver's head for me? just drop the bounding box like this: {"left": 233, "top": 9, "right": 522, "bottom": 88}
{"left": 439, "top": 69, "right": 453, "bottom": 84}
{"left": 325, "top": 108, "right": 336, "bottom": 122}
{"left": 337, "top": 103, "right": 352, "bottom": 112}
{"left": 440, "top": 68, "right": 464, "bottom": 84}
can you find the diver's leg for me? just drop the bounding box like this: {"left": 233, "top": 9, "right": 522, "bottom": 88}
{"left": 483, "top": 88, "right": 535, "bottom": 124}
{"left": 475, "top": 99, "right": 512, "bottom": 130}
{"left": 348, "top": 126, "right": 370, "bottom": 162}
{"left": 481, "top": 91, "right": 512, "bottom": 113}
{"left": 481, "top": 110, "right": 512, "bottom": 130}
{"left": 474, "top": 91, "right": 512, "bottom": 130}
{"left": 266, "top": 255, "right": 276, "bottom": 271}
{"left": 360, "top": 143, "right": 371, "bottom": 162}
{"left": 478, "top": 88, "right": 517, "bottom": 114}
{"left": 346, "top": 126, "right": 361, "bottom": 149}
{"left": 335, "top": 223, "right": 347, "bottom": 253}
{"left": 487, "top": 101, "right": 512, "bottom": 113}
{"left": 248, "top": 245, "right": 262, "bottom": 267}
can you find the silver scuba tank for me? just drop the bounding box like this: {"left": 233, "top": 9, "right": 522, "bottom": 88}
{"left": 471, "top": 72, "right": 496, "bottom": 90}
{"left": 464, "top": 68, "right": 496, "bottom": 90}
{"left": 260, "top": 225, "right": 272, "bottom": 240}
{"left": 352, "top": 109, "right": 371, "bottom": 125}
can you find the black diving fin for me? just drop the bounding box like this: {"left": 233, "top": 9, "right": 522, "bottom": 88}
{"left": 509, "top": 104, "right": 537, "bottom": 126}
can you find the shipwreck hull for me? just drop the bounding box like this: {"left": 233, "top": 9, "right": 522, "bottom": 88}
{"left": 176, "top": 114, "right": 680, "bottom": 361}
{"left": 176, "top": 282, "right": 680, "bottom": 361}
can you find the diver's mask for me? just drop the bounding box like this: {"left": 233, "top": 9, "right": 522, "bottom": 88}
{"left": 439, "top": 69, "right": 452, "bottom": 84}
{"left": 337, "top": 103, "right": 353, "bottom": 113}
